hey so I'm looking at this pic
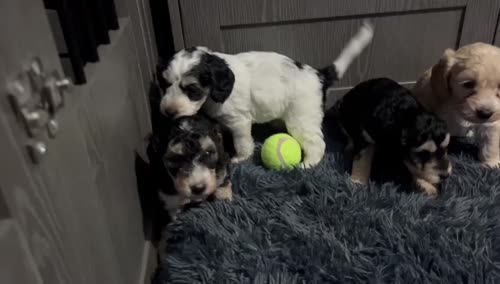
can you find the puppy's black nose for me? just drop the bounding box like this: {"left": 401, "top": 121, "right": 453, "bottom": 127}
{"left": 162, "top": 109, "right": 177, "bottom": 118}
{"left": 439, "top": 172, "right": 450, "bottom": 180}
{"left": 476, "top": 109, "right": 493, "bottom": 120}
{"left": 191, "top": 184, "right": 206, "bottom": 195}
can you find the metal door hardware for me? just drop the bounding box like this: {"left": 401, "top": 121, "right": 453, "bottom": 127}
{"left": 7, "top": 57, "right": 72, "bottom": 163}
{"left": 26, "top": 140, "right": 47, "bottom": 164}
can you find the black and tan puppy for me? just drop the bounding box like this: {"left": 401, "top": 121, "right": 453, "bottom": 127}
{"left": 333, "top": 78, "right": 452, "bottom": 195}
{"left": 144, "top": 115, "right": 232, "bottom": 219}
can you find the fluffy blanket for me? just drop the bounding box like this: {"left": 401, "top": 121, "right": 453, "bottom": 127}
{"left": 152, "top": 124, "right": 500, "bottom": 283}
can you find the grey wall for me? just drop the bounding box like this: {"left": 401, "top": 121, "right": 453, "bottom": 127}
{"left": 168, "top": 0, "right": 500, "bottom": 107}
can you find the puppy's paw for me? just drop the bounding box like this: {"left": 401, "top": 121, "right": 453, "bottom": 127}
{"left": 214, "top": 182, "right": 233, "bottom": 201}
{"left": 231, "top": 155, "right": 251, "bottom": 164}
{"left": 482, "top": 159, "right": 500, "bottom": 169}
{"left": 301, "top": 152, "right": 324, "bottom": 169}
{"left": 350, "top": 176, "right": 368, "bottom": 186}
{"left": 299, "top": 161, "right": 318, "bottom": 169}
{"left": 416, "top": 179, "right": 438, "bottom": 196}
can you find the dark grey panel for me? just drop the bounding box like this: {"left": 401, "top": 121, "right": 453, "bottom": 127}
{"left": 168, "top": 0, "right": 185, "bottom": 50}
{"left": 180, "top": 0, "right": 223, "bottom": 49}
{"left": 222, "top": 9, "right": 463, "bottom": 86}
{"left": 0, "top": 220, "right": 43, "bottom": 284}
{"left": 46, "top": 9, "right": 67, "bottom": 54}
{"left": 460, "top": 0, "right": 500, "bottom": 45}
{"left": 77, "top": 19, "right": 146, "bottom": 284}
{"left": 218, "top": 0, "right": 466, "bottom": 26}
{"left": 120, "top": 0, "right": 158, "bottom": 98}
{"left": 494, "top": 8, "right": 500, "bottom": 46}
{"left": 140, "top": 0, "right": 159, "bottom": 68}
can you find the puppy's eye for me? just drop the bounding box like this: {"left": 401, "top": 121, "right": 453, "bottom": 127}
{"left": 204, "top": 149, "right": 215, "bottom": 156}
{"left": 461, "top": 80, "right": 476, "bottom": 89}
{"left": 416, "top": 150, "right": 431, "bottom": 163}
{"left": 164, "top": 155, "right": 184, "bottom": 167}
{"left": 180, "top": 84, "right": 204, "bottom": 101}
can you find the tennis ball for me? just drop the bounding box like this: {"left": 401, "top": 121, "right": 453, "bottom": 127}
{"left": 261, "top": 133, "right": 302, "bottom": 170}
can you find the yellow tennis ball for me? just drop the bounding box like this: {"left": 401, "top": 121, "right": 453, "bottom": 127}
{"left": 261, "top": 133, "right": 302, "bottom": 170}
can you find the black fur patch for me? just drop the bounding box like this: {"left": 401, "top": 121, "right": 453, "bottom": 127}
{"left": 293, "top": 60, "right": 304, "bottom": 69}
{"left": 185, "top": 46, "right": 198, "bottom": 53}
{"left": 317, "top": 66, "right": 339, "bottom": 105}
{"left": 191, "top": 53, "right": 235, "bottom": 103}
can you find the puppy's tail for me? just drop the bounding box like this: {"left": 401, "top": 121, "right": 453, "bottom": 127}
{"left": 319, "top": 20, "right": 374, "bottom": 84}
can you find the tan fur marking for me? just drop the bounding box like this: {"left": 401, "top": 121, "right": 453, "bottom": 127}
{"left": 415, "top": 140, "right": 437, "bottom": 152}
{"left": 199, "top": 136, "right": 215, "bottom": 151}
{"left": 440, "top": 134, "right": 450, "bottom": 148}
{"left": 478, "top": 127, "right": 500, "bottom": 168}
{"left": 416, "top": 178, "right": 438, "bottom": 196}
{"left": 214, "top": 182, "right": 233, "bottom": 201}
{"left": 169, "top": 143, "right": 183, "bottom": 155}
{"left": 351, "top": 145, "right": 375, "bottom": 185}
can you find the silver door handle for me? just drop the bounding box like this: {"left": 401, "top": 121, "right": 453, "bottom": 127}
{"left": 7, "top": 57, "right": 72, "bottom": 163}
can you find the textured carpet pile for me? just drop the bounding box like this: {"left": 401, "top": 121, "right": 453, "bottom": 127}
{"left": 153, "top": 139, "right": 500, "bottom": 283}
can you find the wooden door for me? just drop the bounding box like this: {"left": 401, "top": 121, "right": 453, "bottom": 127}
{"left": 0, "top": 0, "right": 152, "bottom": 283}
{"left": 170, "top": 0, "right": 500, "bottom": 107}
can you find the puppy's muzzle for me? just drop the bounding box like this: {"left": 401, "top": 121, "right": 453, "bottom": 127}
{"left": 191, "top": 183, "right": 206, "bottom": 195}
{"left": 161, "top": 106, "right": 178, "bottom": 118}
{"left": 476, "top": 109, "right": 494, "bottom": 121}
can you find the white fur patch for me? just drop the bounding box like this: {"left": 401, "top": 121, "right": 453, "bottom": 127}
{"left": 169, "top": 142, "right": 183, "bottom": 154}
{"left": 199, "top": 136, "right": 215, "bottom": 150}
{"left": 333, "top": 20, "right": 374, "bottom": 79}
{"left": 415, "top": 140, "right": 437, "bottom": 152}
{"left": 440, "top": 134, "right": 450, "bottom": 147}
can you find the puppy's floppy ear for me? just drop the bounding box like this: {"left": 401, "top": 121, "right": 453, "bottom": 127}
{"left": 430, "top": 49, "right": 457, "bottom": 98}
{"left": 199, "top": 54, "right": 235, "bottom": 103}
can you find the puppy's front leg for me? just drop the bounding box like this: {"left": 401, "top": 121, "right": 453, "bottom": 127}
{"left": 415, "top": 178, "right": 437, "bottom": 196}
{"left": 230, "top": 120, "right": 254, "bottom": 163}
{"left": 351, "top": 145, "right": 375, "bottom": 185}
{"left": 478, "top": 126, "right": 500, "bottom": 168}
{"left": 214, "top": 181, "right": 233, "bottom": 201}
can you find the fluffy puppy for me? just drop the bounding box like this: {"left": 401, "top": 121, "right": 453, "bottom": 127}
{"left": 144, "top": 115, "right": 232, "bottom": 219}
{"left": 159, "top": 21, "right": 374, "bottom": 167}
{"left": 413, "top": 43, "right": 500, "bottom": 168}
{"left": 334, "top": 78, "right": 452, "bottom": 195}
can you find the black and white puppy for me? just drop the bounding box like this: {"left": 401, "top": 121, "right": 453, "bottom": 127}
{"left": 144, "top": 115, "right": 232, "bottom": 219}
{"left": 160, "top": 21, "right": 374, "bottom": 168}
{"left": 333, "top": 78, "right": 452, "bottom": 195}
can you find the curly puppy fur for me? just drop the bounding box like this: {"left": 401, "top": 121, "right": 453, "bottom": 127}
{"left": 145, "top": 115, "right": 232, "bottom": 219}
{"left": 334, "top": 78, "right": 452, "bottom": 195}
{"left": 413, "top": 43, "right": 500, "bottom": 168}
{"left": 160, "top": 22, "right": 374, "bottom": 168}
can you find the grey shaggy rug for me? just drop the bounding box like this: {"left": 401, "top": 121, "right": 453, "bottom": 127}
{"left": 153, "top": 128, "right": 500, "bottom": 283}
